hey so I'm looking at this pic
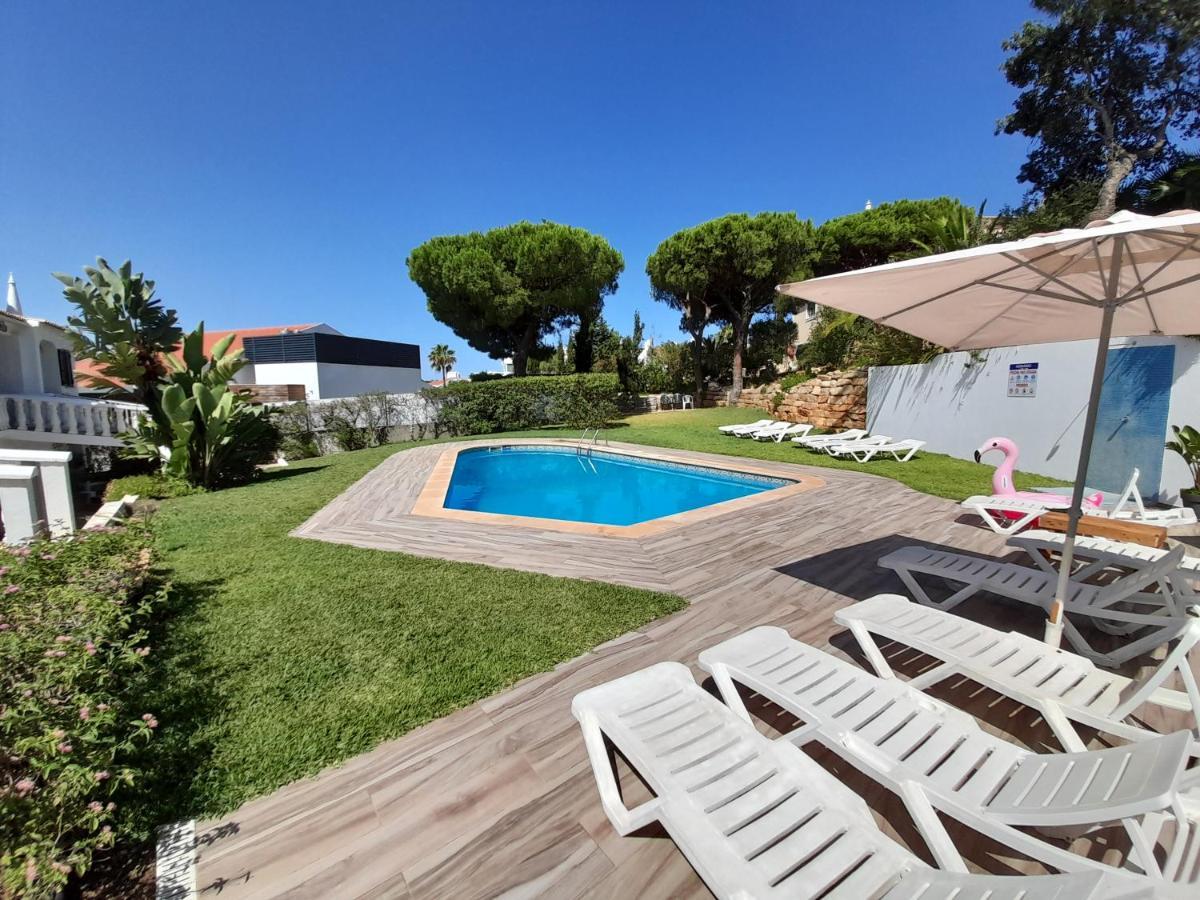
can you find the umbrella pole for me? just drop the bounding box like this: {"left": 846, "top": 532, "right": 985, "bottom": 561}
{"left": 1047, "top": 302, "right": 1116, "bottom": 648}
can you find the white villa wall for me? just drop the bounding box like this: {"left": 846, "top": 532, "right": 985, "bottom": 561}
{"left": 0, "top": 315, "right": 77, "bottom": 396}
{"left": 244, "top": 361, "right": 320, "bottom": 398}
{"left": 315, "top": 362, "right": 424, "bottom": 399}
{"left": 867, "top": 335, "right": 1200, "bottom": 502}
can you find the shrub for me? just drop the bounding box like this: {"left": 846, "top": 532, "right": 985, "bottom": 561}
{"left": 778, "top": 370, "right": 811, "bottom": 393}
{"left": 274, "top": 402, "right": 321, "bottom": 460}
{"left": 103, "top": 474, "right": 198, "bottom": 502}
{"left": 425, "top": 373, "right": 620, "bottom": 435}
{"left": 0, "top": 526, "right": 166, "bottom": 897}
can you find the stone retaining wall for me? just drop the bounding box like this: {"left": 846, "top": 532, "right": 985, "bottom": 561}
{"left": 704, "top": 368, "right": 867, "bottom": 430}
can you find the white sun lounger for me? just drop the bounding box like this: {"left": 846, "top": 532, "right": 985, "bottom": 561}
{"left": 700, "top": 627, "right": 1198, "bottom": 886}
{"left": 1087, "top": 468, "right": 1199, "bottom": 527}
{"left": 753, "top": 422, "right": 813, "bottom": 442}
{"left": 829, "top": 438, "right": 925, "bottom": 463}
{"left": 878, "top": 544, "right": 1188, "bottom": 665}
{"left": 960, "top": 494, "right": 1071, "bottom": 536}
{"left": 793, "top": 428, "right": 868, "bottom": 448}
{"left": 742, "top": 421, "right": 793, "bottom": 440}
{"left": 836, "top": 594, "right": 1200, "bottom": 754}
{"left": 573, "top": 661, "right": 1134, "bottom": 899}
{"left": 719, "top": 418, "right": 774, "bottom": 435}
{"left": 1009, "top": 529, "right": 1200, "bottom": 596}
{"left": 820, "top": 434, "right": 892, "bottom": 456}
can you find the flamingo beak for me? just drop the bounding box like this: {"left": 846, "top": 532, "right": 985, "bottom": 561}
{"left": 973, "top": 450, "right": 982, "bottom": 463}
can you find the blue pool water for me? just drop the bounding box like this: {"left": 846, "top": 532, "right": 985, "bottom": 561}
{"left": 444, "top": 445, "right": 792, "bottom": 526}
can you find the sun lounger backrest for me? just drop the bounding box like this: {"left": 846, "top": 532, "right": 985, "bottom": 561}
{"left": 1095, "top": 544, "right": 1186, "bottom": 605}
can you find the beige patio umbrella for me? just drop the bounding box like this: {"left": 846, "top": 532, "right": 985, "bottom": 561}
{"left": 778, "top": 208, "right": 1200, "bottom": 645}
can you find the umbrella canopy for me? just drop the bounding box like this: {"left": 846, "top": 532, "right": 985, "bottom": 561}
{"left": 778, "top": 209, "right": 1200, "bottom": 644}
{"left": 779, "top": 209, "right": 1200, "bottom": 350}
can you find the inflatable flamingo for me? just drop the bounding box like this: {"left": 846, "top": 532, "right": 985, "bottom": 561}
{"left": 974, "top": 437, "right": 1103, "bottom": 509}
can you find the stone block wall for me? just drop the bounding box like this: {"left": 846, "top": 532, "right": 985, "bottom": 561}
{"left": 705, "top": 368, "right": 867, "bottom": 430}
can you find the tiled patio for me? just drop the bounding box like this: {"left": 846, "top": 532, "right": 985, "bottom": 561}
{"left": 187, "top": 441, "right": 1196, "bottom": 898}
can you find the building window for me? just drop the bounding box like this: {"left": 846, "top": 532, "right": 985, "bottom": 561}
{"left": 805, "top": 302, "right": 819, "bottom": 321}
{"left": 57, "top": 349, "right": 75, "bottom": 387}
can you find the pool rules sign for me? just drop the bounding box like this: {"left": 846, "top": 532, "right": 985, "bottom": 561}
{"left": 1008, "top": 362, "right": 1038, "bottom": 397}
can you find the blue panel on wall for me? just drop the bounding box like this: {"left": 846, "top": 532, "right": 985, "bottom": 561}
{"left": 1087, "top": 344, "right": 1174, "bottom": 496}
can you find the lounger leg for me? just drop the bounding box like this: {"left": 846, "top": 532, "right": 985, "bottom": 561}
{"left": 845, "top": 620, "right": 896, "bottom": 679}
{"left": 1037, "top": 703, "right": 1089, "bottom": 753}
{"left": 896, "top": 781, "right": 969, "bottom": 874}
{"left": 891, "top": 567, "right": 976, "bottom": 611}
{"left": 708, "top": 664, "right": 754, "bottom": 725}
{"left": 1123, "top": 816, "right": 1164, "bottom": 878}
{"left": 578, "top": 713, "right": 661, "bottom": 835}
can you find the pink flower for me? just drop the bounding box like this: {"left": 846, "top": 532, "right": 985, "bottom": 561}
{"left": 79, "top": 707, "right": 90, "bottom": 721}
{"left": 57, "top": 742, "right": 72, "bottom": 754}
{"left": 88, "top": 801, "right": 103, "bottom": 813}
{"left": 84, "top": 642, "right": 97, "bottom": 656}
{"left": 14, "top": 778, "right": 35, "bottom": 795}
{"left": 12, "top": 547, "right": 29, "bottom": 558}
{"left": 94, "top": 770, "right": 110, "bottom": 782}
{"left": 4, "top": 584, "right": 20, "bottom": 595}
{"left": 105, "top": 801, "right": 115, "bottom": 811}
{"left": 96, "top": 703, "right": 109, "bottom": 712}
{"left": 100, "top": 825, "right": 112, "bottom": 834}
{"left": 142, "top": 713, "right": 159, "bottom": 729}
{"left": 51, "top": 862, "right": 71, "bottom": 875}
{"left": 135, "top": 646, "right": 151, "bottom": 657}
{"left": 55, "top": 635, "right": 72, "bottom": 643}
{"left": 40, "top": 553, "right": 57, "bottom": 561}
{"left": 0, "top": 566, "right": 8, "bottom": 576}
{"left": 44, "top": 649, "right": 67, "bottom": 658}
{"left": 22, "top": 689, "right": 32, "bottom": 698}
{"left": 25, "top": 857, "right": 37, "bottom": 883}
{"left": 51, "top": 729, "right": 65, "bottom": 739}
{"left": 0, "top": 623, "right": 10, "bottom": 631}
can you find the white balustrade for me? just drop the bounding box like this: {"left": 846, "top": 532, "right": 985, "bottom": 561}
{"left": 0, "top": 394, "right": 145, "bottom": 447}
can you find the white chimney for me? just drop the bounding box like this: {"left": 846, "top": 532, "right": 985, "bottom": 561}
{"left": 6, "top": 273, "right": 23, "bottom": 316}
{"left": 864, "top": 200, "right": 873, "bottom": 211}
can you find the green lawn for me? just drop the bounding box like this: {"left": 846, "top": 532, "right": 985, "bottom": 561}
{"left": 141, "top": 445, "right": 685, "bottom": 822}
{"left": 139, "top": 408, "right": 1064, "bottom": 824}
{"left": 509, "top": 407, "right": 1069, "bottom": 501}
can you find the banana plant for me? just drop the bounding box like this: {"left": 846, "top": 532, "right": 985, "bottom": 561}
{"left": 123, "top": 324, "right": 278, "bottom": 488}
{"left": 1166, "top": 425, "right": 1200, "bottom": 495}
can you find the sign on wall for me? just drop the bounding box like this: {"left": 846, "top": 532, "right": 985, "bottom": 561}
{"left": 1007, "top": 362, "right": 1038, "bottom": 397}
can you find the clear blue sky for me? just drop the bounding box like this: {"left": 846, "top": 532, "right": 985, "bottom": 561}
{"left": 3, "top": 1, "right": 1037, "bottom": 378}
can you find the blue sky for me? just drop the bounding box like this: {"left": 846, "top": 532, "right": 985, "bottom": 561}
{"left": 3, "top": 1, "right": 1037, "bottom": 378}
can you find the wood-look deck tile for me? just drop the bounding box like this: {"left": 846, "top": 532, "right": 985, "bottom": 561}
{"left": 194, "top": 438, "right": 1200, "bottom": 897}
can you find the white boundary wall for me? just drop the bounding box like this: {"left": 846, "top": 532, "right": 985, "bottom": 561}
{"left": 867, "top": 335, "right": 1200, "bottom": 502}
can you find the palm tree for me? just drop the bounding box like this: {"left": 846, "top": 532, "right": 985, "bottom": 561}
{"left": 428, "top": 344, "right": 456, "bottom": 385}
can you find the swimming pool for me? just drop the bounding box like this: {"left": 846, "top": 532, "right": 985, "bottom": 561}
{"left": 443, "top": 445, "right": 793, "bottom": 526}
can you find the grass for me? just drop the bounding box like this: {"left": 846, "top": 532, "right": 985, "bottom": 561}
{"left": 509, "top": 407, "right": 1070, "bottom": 501}
{"left": 142, "top": 444, "right": 685, "bottom": 821}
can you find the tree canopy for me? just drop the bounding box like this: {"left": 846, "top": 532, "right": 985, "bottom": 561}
{"left": 407, "top": 221, "right": 623, "bottom": 376}
{"left": 998, "top": 0, "right": 1200, "bottom": 220}
{"left": 647, "top": 212, "right": 817, "bottom": 398}
{"left": 813, "top": 198, "right": 973, "bottom": 274}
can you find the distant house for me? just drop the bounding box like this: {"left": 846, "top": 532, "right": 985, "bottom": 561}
{"left": 77, "top": 322, "right": 424, "bottom": 403}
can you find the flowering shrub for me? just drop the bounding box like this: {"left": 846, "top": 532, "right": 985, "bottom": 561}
{"left": 0, "top": 526, "right": 165, "bottom": 898}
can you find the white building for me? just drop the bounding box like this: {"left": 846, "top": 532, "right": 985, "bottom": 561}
{"left": 215, "top": 323, "right": 424, "bottom": 401}
{"left": 1, "top": 275, "right": 143, "bottom": 541}
{"left": 1, "top": 275, "right": 142, "bottom": 451}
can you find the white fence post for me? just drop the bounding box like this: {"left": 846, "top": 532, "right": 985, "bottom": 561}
{"left": 0, "top": 464, "right": 41, "bottom": 544}
{"left": 0, "top": 449, "right": 75, "bottom": 536}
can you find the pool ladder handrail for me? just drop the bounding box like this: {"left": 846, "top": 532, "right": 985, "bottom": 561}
{"left": 577, "top": 427, "right": 608, "bottom": 456}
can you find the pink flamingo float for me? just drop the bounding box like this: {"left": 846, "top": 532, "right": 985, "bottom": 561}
{"left": 974, "top": 436, "right": 1103, "bottom": 512}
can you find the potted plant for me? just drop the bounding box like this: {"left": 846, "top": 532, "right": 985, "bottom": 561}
{"left": 1165, "top": 424, "right": 1200, "bottom": 511}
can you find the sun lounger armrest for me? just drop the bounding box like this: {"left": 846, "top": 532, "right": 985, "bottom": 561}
{"left": 576, "top": 710, "right": 662, "bottom": 835}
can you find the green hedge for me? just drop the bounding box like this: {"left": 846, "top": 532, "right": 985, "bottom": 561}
{"left": 425, "top": 373, "right": 620, "bottom": 435}
{"left": 1, "top": 526, "right": 166, "bottom": 896}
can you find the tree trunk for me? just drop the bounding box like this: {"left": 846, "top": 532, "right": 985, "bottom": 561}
{"left": 512, "top": 321, "right": 538, "bottom": 377}
{"left": 1087, "top": 153, "right": 1136, "bottom": 222}
{"left": 575, "top": 315, "right": 594, "bottom": 373}
{"left": 730, "top": 317, "right": 747, "bottom": 402}
{"left": 690, "top": 327, "right": 704, "bottom": 401}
